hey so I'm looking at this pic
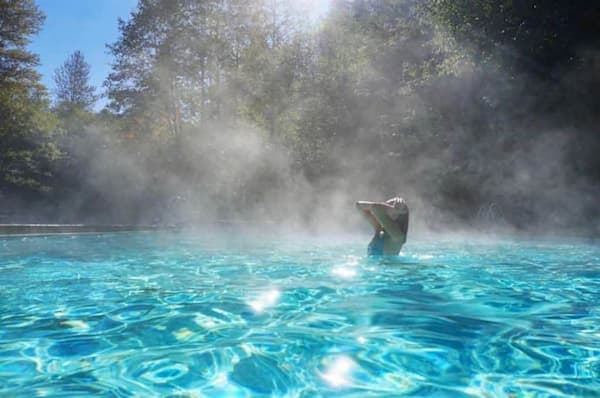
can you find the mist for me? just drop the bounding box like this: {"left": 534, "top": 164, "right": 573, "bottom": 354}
{"left": 2, "top": 0, "right": 599, "bottom": 239}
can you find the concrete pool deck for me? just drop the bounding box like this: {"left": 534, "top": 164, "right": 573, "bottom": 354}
{"left": 0, "top": 224, "right": 173, "bottom": 237}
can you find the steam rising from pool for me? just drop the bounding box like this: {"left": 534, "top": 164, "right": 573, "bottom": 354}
{"left": 5, "top": 1, "right": 597, "bottom": 239}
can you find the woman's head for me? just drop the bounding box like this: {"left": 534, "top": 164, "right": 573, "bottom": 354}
{"left": 385, "top": 196, "right": 408, "bottom": 219}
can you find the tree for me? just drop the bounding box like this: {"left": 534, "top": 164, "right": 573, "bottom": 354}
{"left": 430, "top": 0, "right": 600, "bottom": 77}
{"left": 53, "top": 50, "right": 97, "bottom": 110}
{"left": 0, "top": 0, "right": 59, "bottom": 193}
{"left": 105, "top": 0, "right": 302, "bottom": 137}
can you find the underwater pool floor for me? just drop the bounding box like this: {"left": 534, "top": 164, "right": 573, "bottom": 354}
{"left": 1, "top": 232, "right": 599, "bottom": 397}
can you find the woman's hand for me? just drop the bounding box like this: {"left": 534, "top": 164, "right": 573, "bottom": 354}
{"left": 356, "top": 201, "right": 382, "bottom": 230}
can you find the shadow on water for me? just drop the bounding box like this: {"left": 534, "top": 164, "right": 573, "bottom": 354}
{"left": 375, "top": 256, "right": 429, "bottom": 267}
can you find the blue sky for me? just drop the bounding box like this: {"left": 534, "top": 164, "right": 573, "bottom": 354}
{"left": 29, "top": 0, "right": 138, "bottom": 109}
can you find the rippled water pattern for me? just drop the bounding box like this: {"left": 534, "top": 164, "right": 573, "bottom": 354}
{"left": 1, "top": 232, "right": 599, "bottom": 397}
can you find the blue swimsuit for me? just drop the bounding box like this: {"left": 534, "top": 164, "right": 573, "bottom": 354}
{"left": 367, "top": 231, "right": 385, "bottom": 256}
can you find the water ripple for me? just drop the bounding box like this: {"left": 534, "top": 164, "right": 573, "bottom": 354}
{"left": 1, "top": 233, "right": 599, "bottom": 396}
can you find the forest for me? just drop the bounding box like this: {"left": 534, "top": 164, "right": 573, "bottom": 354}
{"left": 1, "top": 0, "right": 599, "bottom": 235}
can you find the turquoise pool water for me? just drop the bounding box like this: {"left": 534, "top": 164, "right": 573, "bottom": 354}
{"left": 1, "top": 232, "right": 599, "bottom": 397}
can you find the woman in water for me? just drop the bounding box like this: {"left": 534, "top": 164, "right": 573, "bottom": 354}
{"left": 356, "top": 197, "right": 409, "bottom": 256}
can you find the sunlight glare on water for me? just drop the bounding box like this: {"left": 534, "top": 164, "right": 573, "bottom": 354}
{"left": 320, "top": 356, "right": 357, "bottom": 387}
{"left": 1, "top": 232, "right": 599, "bottom": 397}
{"left": 248, "top": 289, "right": 281, "bottom": 313}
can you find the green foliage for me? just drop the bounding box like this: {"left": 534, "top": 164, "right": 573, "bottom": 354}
{"left": 99, "top": 0, "right": 599, "bottom": 228}
{"left": 0, "top": 0, "right": 59, "bottom": 193}
{"left": 1, "top": 0, "right": 597, "bottom": 229}
{"left": 105, "top": 0, "right": 304, "bottom": 138}
{"left": 430, "top": 1, "right": 600, "bottom": 76}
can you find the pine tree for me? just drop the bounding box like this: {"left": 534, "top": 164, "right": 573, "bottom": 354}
{"left": 53, "top": 50, "right": 97, "bottom": 110}
{"left": 0, "top": 0, "right": 59, "bottom": 193}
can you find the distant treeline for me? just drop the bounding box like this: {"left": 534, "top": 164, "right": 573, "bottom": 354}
{"left": 1, "top": 0, "right": 599, "bottom": 233}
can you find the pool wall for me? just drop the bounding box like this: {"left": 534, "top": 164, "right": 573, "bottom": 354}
{"left": 0, "top": 224, "right": 170, "bottom": 236}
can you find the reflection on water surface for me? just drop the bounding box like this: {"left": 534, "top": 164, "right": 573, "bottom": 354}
{"left": 1, "top": 232, "right": 599, "bottom": 396}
